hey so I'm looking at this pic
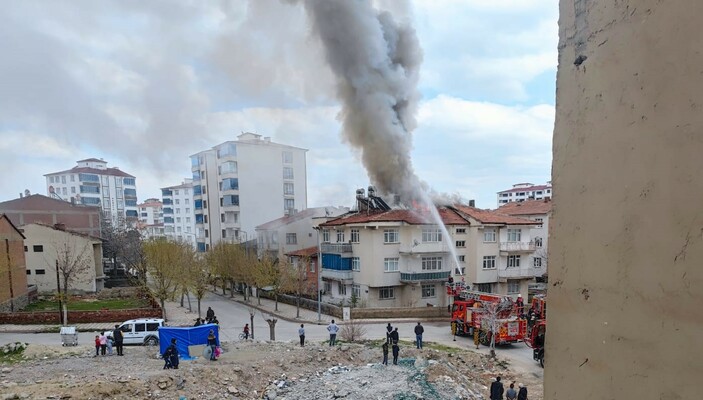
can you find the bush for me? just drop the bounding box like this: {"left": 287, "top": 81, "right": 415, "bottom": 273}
{"left": 339, "top": 320, "right": 367, "bottom": 342}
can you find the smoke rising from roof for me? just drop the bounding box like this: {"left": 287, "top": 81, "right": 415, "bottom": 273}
{"left": 296, "top": 0, "right": 424, "bottom": 202}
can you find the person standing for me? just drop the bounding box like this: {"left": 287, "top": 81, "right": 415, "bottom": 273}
{"left": 390, "top": 327, "right": 399, "bottom": 345}
{"left": 207, "top": 330, "right": 218, "bottom": 361}
{"left": 206, "top": 307, "right": 215, "bottom": 323}
{"left": 298, "top": 324, "right": 305, "bottom": 347}
{"left": 327, "top": 320, "right": 339, "bottom": 346}
{"left": 381, "top": 340, "right": 389, "bottom": 365}
{"left": 94, "top": 335, "right": 100, "bottom": 357}
{"left": 243, "top": 323, "right": 250, "bottom": 340}
{"left": 506, "top": 382, "right": 518, "bottom": 400}
{"left": 392, "top": 342, "right": 400, "bottom": 365}
{"left": 385, "top": 323, "right": 393, "bottom": 344}
{"left": 490, "top": 376, "right": 504, "bottom": 400}
{"left": 414, "top": 322, "right": 424, "bottom": 349}
{"left": 105, "top": 332, "right": 113, "bottom": 356}
{"left": 113, "top": 324, "right": 124, "bottom": 356}
{"left": 99, "top": 332, "right": 108, "bottom": 356}
{"left": 516, "top": 294, "right": 525, "bottom": 316}
{"left": 517, "top": 383, "right": 528, "bottom": 400}
{"left": 163, "top": 338, "right": 179, "bottom": 369}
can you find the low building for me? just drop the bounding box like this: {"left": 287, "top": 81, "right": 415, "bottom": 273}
{"left": 0, "top": 194, "right": 102, "bottom": 237}
{"left": 137, "top": 198, "right": 165, "bottom": 240}
{"left": 22, "top": 223, "right": 105, "bottom": 294}
{"left": 497, "top": 182, "right": 552, "bottom": 206}
{"left": 285, "top": 246, "right": 320, "bottom": 294}
{"left": 0, "top": 214, "right": 29, "bottom": 312}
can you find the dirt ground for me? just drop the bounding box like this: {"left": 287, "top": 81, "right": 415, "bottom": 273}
{"left": 0, "top": 340, "right": 543, "bottom": 399}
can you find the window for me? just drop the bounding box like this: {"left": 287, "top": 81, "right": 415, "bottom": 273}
{"left": 176, "top": 217, "right": 181, "bottom": 223}
{"left": 457, "top": 255, "right": 465, "bottom": 262}
{"left": 324, "top": 281, "right": 331, "bottom": 294}
{"left": 507, "top": 229, "right": 522, "bottom": 242}
{"left": 24, "top": 246, "right": 27, "bottom": 252}
{"left": 205, "top": 229, "right": 209, "bottom": 238}
{"left": 352, "top": 257, "right": 360, "bottom": 271}
{"left": 421, "top": 256, "right": 442, "bottom": 271}
{"left": 124, "top": 188, "right": 137, "bottom": 197}
{"left": 284, "top": 182, "right": 294, "bottom": 195}
{"left": 379, "top": 287, "right": 395, "bottom": 300}
{"left": 309, "top": 260, "right": 315, "bottom": 273}
{"left": 456, "top": 228, "right": 466, "bottom": 234}
{"left": 61, "top": 175, "right": 66, "bottom": 184}
{"left": 80, "top": 185, "right": 100, "bottom": 194}
{"left": 282, "top": 151, "right": 293, "bottom": 163}
{"left": 221, "top": 214, "right": 225, "bottom": 223}
{"left": 455, "top": 240, "right": 466, "bottom": 247}
{"left": 71, "top": 187, "right": 76, "bottom": 194}
{"left": 176, "top": 208, "right": 181, "bottom": 214}
{"left": 534, "top": 237, "right": 543, "bottom": 247}
{"left": 62, "top": 187, "right": 67, "bottom": 195}
{"left": 384, "top": 258, "right": 399, "bottom": 272}
{"left": 535, "top": 218, "right": 543, "bottom": 228}
{"left": 507, "top": 280, "right": 520, "bottom": 294}
{"left": 50, "top": 176, "right": 54, "bottom": 183}
{"left": 217, "top": 143, "right": 236, "bottom": 158}
{"left": 422, "top": 228, "right": 442, "bottom": 242}
{"left": 284, "top": 198, "right": 295, "bottom": 211}
{"left": 283, "top": 167, "right": 294, "bottom": 179}
{"left": 482, "top": 256, "right": 496, "bottom": 270}
{"left": 338, "top": 282, "right": 347, "bottom": 296}
{"left": 33, "top": 245, "right": 43, "bottom": 252}
{"left": 322, "top": 229, "right": 330, "bottom": 243}
{"left": 203, "top": 200, "right": 207, "bottom": 209}
{"left": 223, "top": 195, "right": 239, "bottom": 206}
{"left": 383, "top": 229, "right": 399, "bottom": 243}
{"left": 508, "top": 255, "right": 521, "bottom": 268}
{"left": 483, "top": 229, "right": 496, "bottom": 242}
{"left": 35, "top": 269, "right": 46, "bottom": 275}
{"left": 177, "top": 226, "right": 182, "bottom": 233}
{"left": 186, "top": 207, "right": 191, "bottom": 213}
{"left": 350, "top": 229, "right": 360, "bottom": 243}
{"left": 286, "top": 233, "right": 297, "bottom": 245}
{"left": 222, "top": 229, "right": 226, "bottom": 238}
{"left": 352, "top": 284, "right": 360, "bottom": 299}
{"left": 186, "top": 217, "right": 191, "bottom": 223}
{"left": 123, "top": 178, "right": 135, "bottom": 186}
{"left": 203, "top": 215, "right": 207, "bottom": 223}
{"left": 421, "top": 284, "right": 436, "bottom": 298}
{"left": 336, "top": 230, "right": 345, "bottom": 243}
{"left": 477, "top": 283, "right": 492, "bottom": 293}
{"left": 26, "top": 270, "right": 31, "bottom": 275}
{"left": 146, "top": 323, "right": 160, "bottom": 332}
{"left": 135, "top": 323, "right": 146, "bottom": 333}
{"left": 222, "top": 178, "right": 239, "bottom": 190}
{"left": 125, "top": 200, "right": 137, "bottom": 207}
{"left": 534, "top": 257, "right": 542, "bottom": 267}
{"left": 219, "top": 161, "right": 237, "bottom": 174}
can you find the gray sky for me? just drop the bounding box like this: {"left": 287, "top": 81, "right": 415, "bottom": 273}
{"left": 0, "top": 0, "right": 557, "bottom": 209}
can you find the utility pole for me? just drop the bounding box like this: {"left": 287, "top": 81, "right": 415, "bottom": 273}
{"left": 4, "top": 239, "right": 14, "bottom": 312}
{"left": 55, "top": 259, "right": 63, "bottom": 325}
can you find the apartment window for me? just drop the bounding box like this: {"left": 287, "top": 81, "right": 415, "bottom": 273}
{"left": 203, "top": 200, "right": 207, "bottom": 209}
{"left": 203, "top": 215, "right": 207, "bottom": 223}
{"left": 456, "top": 228, "right": 466, "bottom": 234}
{"left": 186, "top": 207, "right": 190, "bottom": 213}
{"left": 221, "top": 214, "right": 225, "bottom": 223}
{"left": 422, "top": 228, "right": 442, "bottom": 243}
{"left": 217, "top": 143, "right": 237, "bottom": 158}
{"left": 286, "top": 233, "right": 297, "bottom": 245}
{"left": 338, "top": 282, "right": 347, "bottom": 296}
{"left": 177, "top": 226, "right": 182, "bottom": 233}
{"left": 508, "top": 255, "right": 521, "bottom": 268}
{"left": 33, "top": 245, "right": 44, "bottom": 252}
{"left": 282, "top": 151, "right": 293, "bottom": 163}
{"left": 35, "top": 269, "right": 46, "bottom": 275}
{"left": 223, "top": 195, "right": 239, "bottom": 206}
{"left": 379, "top": 287, "right": 395, "bottom": 300}
{"left": 352, "top": 284, "right": 360, "bottom": 299}
{"left": 350, "top": 229, "right": 360, "bottom": 243}
{"left": 322, "top": 229, "right": 330, "bottom": 243}
{"left": 309, "top": 260, "right": 315, "bottom": 273}
{"left": 202, "top": 185, "right": 206, "bottom": 194}
{"left": 61, "top": 175, "right": 66, "bottom": 184}
{"left": 174, "top": 199, "right": 180, "bottom": 205}
{"left": 421, "top": 284, "right": 436, "bottom": 298}
{"left": 457, "top": 255, "right": 465, "bottom": 262}
{"left": 219, "top": 161, "right": 237, "bottom": 174}
{"left": 24, "top": 246, "right": 27, "bottom": 252}
{"left": 184, "top": 189, "right": 189, "bottom": 195}
{"left": 205, "top": 229, "right": 209, "bottom": 238}
{"left": 176, "top": 217, "right": 181, "bottom": 223}
{"left": 383, "top": 229, "right": 399, "bottom": 243}
{"left": 50, "top": 176, "right": 54, "bottom": 183}
{"left": 507, "top": 229, "right": 522, "bottom": 242}
{"left": 186, "top": 217, "right": 191, "bottom": 223}
{"left": 534, "top": 237, "right": 543, "bottom": 247}
{"left": 283, "top": 167, "right": 294, "bottom": 179}
{"left": 186, "top": 226, "right": 191, "bottom": 233}
{"left": 535, "top": 218, "right": 543, "bottom": 228}
{"left": 455, "top": 240, "right": 466, "bottom": 248}
{"left": 477, "top": 283, "right": 493, "bottom": 293}
{"left": 324, "top": 281, "right": 331, "bottom": 294}
{"left": 284, "top": 198, "right": 295, "bottom": 211}
{"left": 222, "top": 229, "right": 227, "bottom": 238}
{"left": 26, "top": 270, "right": 31, "bottom": 275}
{"left": 483, "top": 229, "right": 496, "bottom": 242}
{"left": 336, "top": 230, "right": 345, "bottom": 243}
{"left": 507, "top": 280, "right": 520, "bottom": 294}
{"left": 176, "top": 208, "right": 180, "bottom": 214}
{"left": 222, "top": 178, "right": 239, "bottom": 191}
{"left": 62, "top": 187, "right": 67, "bottom": 195}
{"left": 284, "top": 183, "right": 294, "bottom": 195}
{"left": 384, "top": 258, "right": 399, "bottom": 272}
{"left": 421, "top": 256, "right": 442, "bottom": 271}
{"left": 482, "top": 256, "right": 496, "bottom": 270}
{"left": 123, "top": 178, "right": 135, "bottom": 186}
{"left": 352, "top": 257, "right": 360, "bottom": 271}
{"left": 534, "top": 257, "right": 542, "bottom": 267}
{"left": 71, "top": 187, "right": 76, "bottom": 194}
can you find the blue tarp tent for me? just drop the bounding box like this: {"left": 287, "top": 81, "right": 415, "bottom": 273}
{"left": 158, "top": 324, "right": 220, "bottom": 360}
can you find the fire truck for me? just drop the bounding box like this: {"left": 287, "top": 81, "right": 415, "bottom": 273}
{"left": 523, "top": 295, "right": 546, "bottom": 367}
{"left": 448, "top": 284, "right": 527, "bottom": 346}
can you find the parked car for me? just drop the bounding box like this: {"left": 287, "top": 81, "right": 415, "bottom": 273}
{"left": 107, "top": 318, "right": 165, "bottom": 346}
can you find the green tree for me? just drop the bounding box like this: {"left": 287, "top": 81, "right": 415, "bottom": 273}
{"left": 142, "top": 239, "right": 182, "bottom": 318}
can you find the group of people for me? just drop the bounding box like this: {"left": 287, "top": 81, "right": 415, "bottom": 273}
{"left": 490, "top": 376, "right": 528, "bottom": 400}
{"left": 194, "top": 307, "right": 220, "bottom": 326}
{"left": 93, "top": 324, "right": 124, "bottom": 357}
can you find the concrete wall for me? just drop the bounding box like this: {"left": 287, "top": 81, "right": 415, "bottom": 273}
{"left": 0, "top": 217, "right": 29, "bottom": 312}
{"left": 547, "top": 1, "right": 703, "bottom": 399}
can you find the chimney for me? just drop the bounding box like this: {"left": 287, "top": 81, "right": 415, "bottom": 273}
{"left": 19, "top": 192, "right": 23, "bottom": 198}
{"left": 469, "top": 199, "right": 475, "bottom": 207}
{"left": 54, "top": 223, "right": 66, "bottom": 231}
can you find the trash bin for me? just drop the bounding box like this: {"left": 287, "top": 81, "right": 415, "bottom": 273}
{"left": 60, "top": 326, "right": 78, "bottom": 346}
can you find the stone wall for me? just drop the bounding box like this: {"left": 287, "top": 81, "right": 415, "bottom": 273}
{"left": 0, "top": 307, "right": 162, "bottom": 325}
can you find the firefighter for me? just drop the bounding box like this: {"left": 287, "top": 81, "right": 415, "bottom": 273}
{"left": 473, "top": 327, "right": 480, "bottom": 349}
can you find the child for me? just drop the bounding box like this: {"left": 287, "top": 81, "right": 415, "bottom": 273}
{"left": 382, "top": 340, "right": 389, "bottom": 365}
{"left": 99, "top": 332, "right": 107, "bottom": 356}
{"left": 105, "top": 332, "right": 113, "bottom": 356}
{"left": 94, "top": 335, "right": 100, "bottom": 357}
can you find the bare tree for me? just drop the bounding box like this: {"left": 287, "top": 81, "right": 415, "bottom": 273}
{"left": 252, "top": 254, "right": 284, "bottom": 308}
{"left": 281, "top": 256, "right": 315, "bottom": 318}
{"left": 51, "top": 237, "right": 94, "bottom": 297}
{"left": 142, "top": 239, "right": 182, "bottom": 319}
{"left": 262, "top": 312, "right": 278, "bottom": 341}
{"left": 480, "top": 302, "right": 500, "bottom": 358}
{"left": 340, "top": 320, "right": 367, "bottom": 342}
{"left": 190, "top": 255, "right": 209, "bottom": 318}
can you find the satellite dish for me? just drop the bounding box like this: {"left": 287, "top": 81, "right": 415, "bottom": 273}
{"left": 48, "top": 186, "right": 55, "bottom": 194}
{"left": 24, "top": 189, "right": 30, "bottom": 196}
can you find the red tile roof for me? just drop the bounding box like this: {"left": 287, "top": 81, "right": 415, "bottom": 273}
{"left": 452, "top": 205, "right": 536, "bottom": 225}
{"left": 498, "top": 184, "right": 551, "bottom": 194}
{"left": 286, "top": 246, "right": 319, "bottom": 258}
{"left": 497, "top": 199, "right": 552, "bottom": 216}
{"left": 45, "top": 166, "right": 135, "bottom": 178}
{"left": 321, "top": 206, "right": 468, "bottom": 227}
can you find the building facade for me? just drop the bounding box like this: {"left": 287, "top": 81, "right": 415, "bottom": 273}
{"left": 497, "top": 182, "right": 552, "bottom": 206}
{"left": 497, "top": 199, "right": 552, "bottom": 281}
{"left": 22, "top": 223, "right": 104, "bottom": 294}
{"left": 285, "top": 246, "right": 320, "bottom": 294}
{"left": 44, "top": 158, "right": 138, "bottom": 227}
{"left": 0, "top": 194, "right": 102, "bottom": 238}
{"left": 0, "top": 214, "right": 29, "bottom": 312}
{"left": 161, "top": 179, "right": 196, "bottom": 246}
{"left": 137, "top": 198, "right": 164, "bottom": 240}
{"left": 190, "top": 133, "right": 308, "bottom": 252}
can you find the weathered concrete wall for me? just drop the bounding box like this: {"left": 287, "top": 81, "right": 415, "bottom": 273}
{"left": 547, "top": 1, "right": 703, "bottom": 399}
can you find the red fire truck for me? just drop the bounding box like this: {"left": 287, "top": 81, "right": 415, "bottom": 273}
{"left": 524, "top": 295, "right": 546, "bottom": 367}
{"left": 449, "top": 285, "right": 527, "bottom": 346}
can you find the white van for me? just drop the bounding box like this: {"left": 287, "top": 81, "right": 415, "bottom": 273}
{"left": 109, "top": 318, "right": 164, "bottom": 346}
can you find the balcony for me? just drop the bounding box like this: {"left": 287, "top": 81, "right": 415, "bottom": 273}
{"left": 499, "top": 242, "right": 536, "bottom": 253}
{"left": 321, "top": 268, "right": 353, "bottom": 282}
{"left": 399, "top": 242, "right": 448, "bottom": 254}
{"left": 320, "top": 243, "right": 352, "bottom": 253}
{"left": 497, "top": 267, "right": 536, "bottom": 281}
{"left": 400, "top": 271, "right": 451, "bottom": 283}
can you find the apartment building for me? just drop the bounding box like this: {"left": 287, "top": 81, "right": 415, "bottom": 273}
{"left": 0, "top": 214, "right": 29, "bottom": 312}
{"left": 256, "top": 206, "right": 349, "bottom": 259}
{"left": 161, "top": 179, "right": 196, "bottom": 246}
{"left": 44, "top": 158, "right": 138, "bottom": 226}
{"left": 137, "top": 198, "right": 164, "bottom": 240}
{"left": 497, "top": 182, "right": 552, "bottom": 206}
{"left": 498, "top": 199, "right": 552, "bottom": 279}
{"left": 190, "top": 133, "right": 307, "bottom": 252}
{"left": 318, "top": 190, "right": 537, "bottom": 308}
{"left": 285, "top": 246, "right": 320, "bottom": 294}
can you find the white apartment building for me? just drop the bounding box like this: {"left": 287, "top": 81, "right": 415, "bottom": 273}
{"left": 497, "top": 182, "right": 552, "bottom": 206}
{"left": 161, "top": 179, "right": 196, "bottom": 246}
{"left": 256, "top": 206, "right": 349, "bottom": 259}
{"left": 318, "top": 192, "right": 537, "bottom": 309}
{"left": 497, "top": 199, "right": 552, "bottom": 278}
{"left": 137, "top": 198, "right": 164, "bottom": 240}
{"left": 190, "top": 133, "right": 307, "bottom": 252}
{"left": 44, "top": 158, "right": 138, "bottom": 226}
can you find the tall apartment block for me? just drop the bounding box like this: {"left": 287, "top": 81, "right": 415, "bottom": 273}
{"left": 161, "top": 179, "right": 196, "bottom": 246}
{"left": 44, "top": 158, "right": 138, "bottom": 226}
{"left": 496, "top": 182, "right": 552, "bottom": 206}
{"left": 190, "top": 133, "right": 307, "bottom": 252}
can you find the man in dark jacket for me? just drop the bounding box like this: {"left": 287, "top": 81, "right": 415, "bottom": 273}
{"left": 390, "top": 327, "right": 399, "bottom": 344}
{"left": 112, "top": 324, "right": 124, "bottom": 356}
{"left": 163, "top": 338, "right": 179, "bottom": 369}
{"left": 206, "top": 307, "right": 215, "bottom": 323}
{"left": 490, "top": 376, "right": 504, "bottom": 400}
{"left": 517, "top": 383, "right": 528, "bottom": 400}
{"left": 392, "top": 342, "right": 400, "bottom": 365}
{"left": 414, "top": 322, "right": 424, "bottom": 349}
{"left": 381, "top": 340, "right": 389, "bottom": 365}
{"left": 386, "top": 323, "right": 393, "bottom": 344}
